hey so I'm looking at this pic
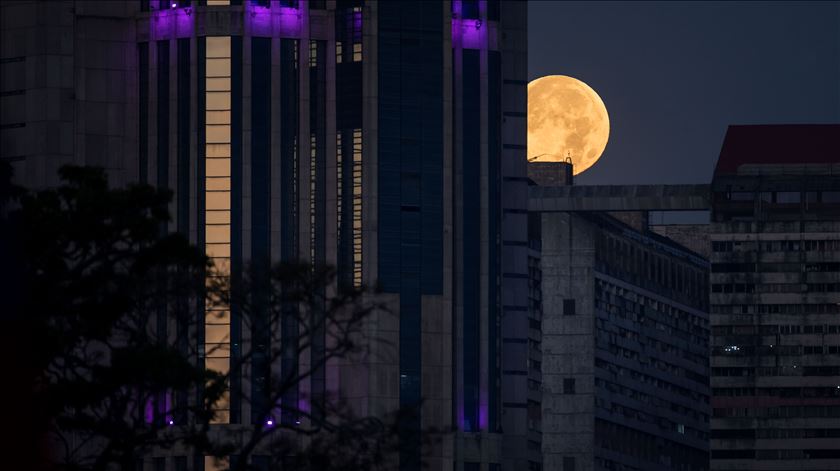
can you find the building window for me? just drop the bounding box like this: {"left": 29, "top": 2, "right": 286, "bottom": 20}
{"left": 336, "top": 6, "right": 362, "bottom": 63}
{"left": 462, "top": 0, "right": 479, "bottom": 19}
{"left": 337, "top": 128, "right": 362, "bottom": 288}
{"left": 310, "top": 133, "right": 317, "bottom": 266}
{"left": 563, "top": 457, "right": 575, "bottom": 471}
{"left": 564, "top": 378, "right": 575, "bottom": 394}
{"left": 776, "top": 191, "right": 801, "bottom": 204}
{"left": 563, "top": 298, "right": 575, "bottom": 316}
{"left": 487, "top": 0, "right": 500, "bottom": 21}
{"left": 309, "top": 40, "right": 317, "bottom": 67}
{"left": 352, "top": 128, "right": 363, "bottom": 288}
{"left": 353, "top": 42, "right": 363, "bottom": 62}
{"left": 337, "top": 132, "right": 343, "bottom": 255}
{"left": 204, "top": 457, "right": 229, "bottom": 471}
{"left": 205, "top": 35, "right": 232, "bottom": 424}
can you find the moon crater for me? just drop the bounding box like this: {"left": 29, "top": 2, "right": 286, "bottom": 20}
{"left": 528, "top": 75, "right": 610, "bottom": 175}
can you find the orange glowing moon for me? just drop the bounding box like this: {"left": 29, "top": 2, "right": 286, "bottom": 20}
{"left": 528, "top": 75, "right": 610, "bottom": 175}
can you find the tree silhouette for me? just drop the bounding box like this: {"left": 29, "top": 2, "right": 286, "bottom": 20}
{"left": 1, "top": 164, "right": 435, "bottom": 471}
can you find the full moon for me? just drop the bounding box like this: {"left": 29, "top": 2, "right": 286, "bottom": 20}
{"left": 528, "top": 75, "right": 610, "bottom": 175}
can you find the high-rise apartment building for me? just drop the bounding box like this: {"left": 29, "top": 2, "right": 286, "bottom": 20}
{"left": 0, "top": 1, "right": 533, "bottom": 470}
{"left": 530, "top": 163, "right": 711, "bottom": 471}
{"left": 709, "top": 124, "right": 840, "bottom": 470}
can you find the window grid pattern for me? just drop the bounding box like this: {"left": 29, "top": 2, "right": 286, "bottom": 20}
{"left": 352, "top": 129, "right": 363, "bottom": 288}
{"left": 309, "top": 40, "right": 317, "bottom": 68}
{"left": 336, "top": 6, "right": 363, "bottom": 63}
{"left": 310, "top": 133, "right": 317, "bottom": 266}
{"left": 204, "top": 36, "right": 232, "bottom": 424}
{"left": 337, "top": 132, "right": 343, "bottom": 253}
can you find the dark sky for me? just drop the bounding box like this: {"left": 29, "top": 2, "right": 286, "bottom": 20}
{"left": 529, "top": 1, "right": 840, "bottom": 186}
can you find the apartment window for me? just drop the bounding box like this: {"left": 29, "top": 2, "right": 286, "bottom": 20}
{"left": 564, "top": 378, "right": 576, "bottom": 394}
{"left": 563, "top": 457, "right": 575, "bottom": 471}
{"left": 563, "top": 298, "right": 575, "bottom": 316}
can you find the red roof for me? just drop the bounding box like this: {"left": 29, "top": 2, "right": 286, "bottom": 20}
{"left": 714, "top": 124, "right": 840, "bottom": 175}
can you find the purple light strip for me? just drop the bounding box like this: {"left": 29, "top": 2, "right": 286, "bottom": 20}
{"left": 150, "top": 6, "right": 195, "bottom": 40}
{"left": 452, "top": 18, "right": 483, "bottom": 50}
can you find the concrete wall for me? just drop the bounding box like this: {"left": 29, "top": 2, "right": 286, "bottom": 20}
{"left": 541, "top": 212, "right": 597, "bottom": 471}
{"left": 710, "top": 169, "right": 840, "bottom": 470}
{"left": 1, "top": 0, "right": 138, "bottom": 189}
{"left": 650, "top": 223, "right": 711, "bottom": 259}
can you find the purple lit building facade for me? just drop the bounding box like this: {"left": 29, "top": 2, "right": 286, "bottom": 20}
{"left": 0, "top": 1, "right": 534, "bottom": 470}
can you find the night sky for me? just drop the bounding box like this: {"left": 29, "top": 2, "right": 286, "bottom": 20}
{"left": 529, "top": 1, "right": 840, "bottom": 186}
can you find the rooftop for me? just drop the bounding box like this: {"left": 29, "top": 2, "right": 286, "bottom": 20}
{"left": 714, "top": 124, "right": 840, "bottom": 175}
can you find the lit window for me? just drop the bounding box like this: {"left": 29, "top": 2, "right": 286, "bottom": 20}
{"left": 204, "top": 456, "right": 229, "bottom": 471}
{"left": 353, "top": 42, "right": 362, "bottom": 62}
{"left": 205, "top": 36, "right": 231, "bottom": 425}
{"left": 352, "top": 129, "right": 363, "bottom": 287}
{"left": 309, "top": 40, "right": 317, "bottom": 67}
{"left": 336, "top": 133, "right": 342, "bottom": 241}
{"left": 310, "top": 134, "right": 317, "bottom": 266}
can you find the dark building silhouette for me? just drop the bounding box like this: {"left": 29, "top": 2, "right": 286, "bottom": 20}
{"left": 709, "top": 124, "right": 840, "bottom": 470}
{"left": 0, "top": 1, "right": 533, "bottom": 470}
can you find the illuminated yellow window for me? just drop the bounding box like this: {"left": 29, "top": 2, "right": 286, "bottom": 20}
{"left": 353, "top": 42, "right": 362, "bottom": 62}
{"left": 309, "top": 40, "right": 318, "bottom": 68}
{"left": 204, "top": 456, "right": 229, "bottom": 471}
{"left": 336, "top": 133, "right": 342, "bottom": 235}
{"left": 310, "top": 134, "right": 317, "bottom": 266}
{"left": 205, "top": 36, "right": 231, "bottom": 425}
{"left": 336, "top": 41, "right": 343, "bottom": 64}
{"left": 352, "top": 129, "right": 362, "bottom": 287}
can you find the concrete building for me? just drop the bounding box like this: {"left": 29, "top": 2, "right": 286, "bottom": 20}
{"left": 1, "top": 1, "right": 533, "bottom": 470}
{"left": 530, "top": 162, "right": 711, "bottom": 471}
{"left": 709, "top": 124, "right": 840, "bottom": 470}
